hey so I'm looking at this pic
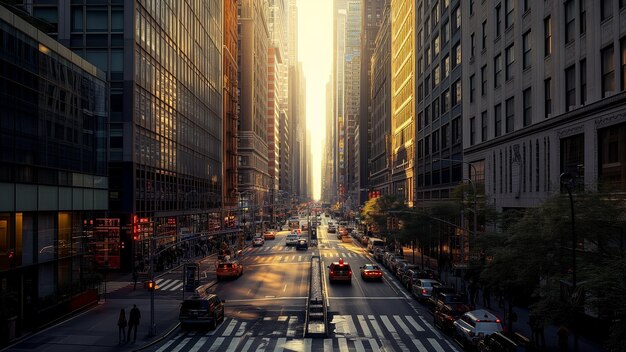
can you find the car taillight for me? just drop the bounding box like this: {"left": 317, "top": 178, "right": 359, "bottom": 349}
{"left": 348, "top": 271, "right": 352, "bottom": 275}
{"left": 496, "top": 319, "right": 501, "bottom": 323}
{"left": 422, "top": 289, "right": 427, "bottom": 294}
{"left": 330, "top": 271, "right": 334, "bottom": 275}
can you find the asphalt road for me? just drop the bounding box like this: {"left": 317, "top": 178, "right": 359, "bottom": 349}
{"left": 148, "top": 217, "right": 461, "bottom": 352}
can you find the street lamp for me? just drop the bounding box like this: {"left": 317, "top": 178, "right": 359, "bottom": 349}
{"left": 560, "top": 172, "right": 577, "bottom": 291}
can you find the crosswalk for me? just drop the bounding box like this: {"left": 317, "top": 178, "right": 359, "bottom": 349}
{"left": 151, "top": 314, "right": 459, "bottom": 352}
{"left": 155, "top": 278, "right": 184, "bottom": 291}
{"left": 243, "top": 246, "right": 371, "bottom": 263}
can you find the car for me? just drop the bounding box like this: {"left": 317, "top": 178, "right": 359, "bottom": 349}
{"left": 411, "top": 279, "right": 442, "bottom": 302}
{"left": 263, "top": 230, "right": 276, "bottom": 240}
{"left": 426, "top": 288, "right": 461, "bottom": 312}
{"left": 454, "top": 309, "right": 503, "bottom": 348}
{"left": 477, "top": 331, "right": 529, "bottom": 352}
{"left": 402, "top": 268, "right": 420, "bottom": 289}
{"left": 360, "top": 264, "right": 383, "bottom": 281}
{"left": 328, "top": 258, "right": 352, "bottom": 283}
{"left": 373, "top": 248, "right": 387, "bottom": 262}
{"left": 396, "top": 263, "right": 418, "bottom": 281}
{"left": 367, "top": 238, "right": 386, "bottom": 253}
{"left": 216, "top": 260, "right": 244, "bottom": 280}
{"left": 388, "top": 255, "right": 406, "bottom": 273}
{"left": 327, "top": 225, "right": 337, "bottom": 233}
{"left": 179, "top": 293, "right": 225, "bottom": 329}
{"left": 360, "top": 235, "right": 369, "bottom": 245}
{"left": 285, "top": 233, "right": 299, "bottom": 245}
{"left": 433, "top": 303, "right": 471, "bottom": 333}
{"left": 252, "top": 236, "right": 265, "bottom": 247}
{"left": 295, "top": 238, "right": 308, "bottom": 250}
{"left": 341, "top": 234, "right": 352, "bottom": 243}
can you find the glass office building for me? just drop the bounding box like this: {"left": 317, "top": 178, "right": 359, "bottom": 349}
{"left": 0, "top": 5, "right": 108, "bottom": 341}
{"left": 18, "top": 0, "right": 224, "bottom": 271}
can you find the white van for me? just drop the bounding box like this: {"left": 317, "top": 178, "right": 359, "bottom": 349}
{"left": 286, "top": 233, "right": 299, "bottom": 246}
{"left": 367, "top": 238, "right": 385, "bottom": 253}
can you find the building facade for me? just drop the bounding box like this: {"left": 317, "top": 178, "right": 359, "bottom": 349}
{"left": 333, "top": 3, "right": 347, "bottom": 203}
{"left": 345, "top": 0, "right": 362, "bottom": 210}
{"left": 224, "top": 0, "right": 239, "bottom": 226}
{"left": 369, "top": 3, "right": 392, "bottom": 197}
{"left": 415, "top": 0, "right": 464, "bottom": 204}
{"left": 0, "top": 5, "right": 108, "bottom": 340}
{"left": 390, "top": 0, "right": 415, "bottom": 206}
{"left": 238, "top": 0, "right": 270, "bottom": 220}
{"left": 462, "top": 0, "right": 626, "bottom": 211}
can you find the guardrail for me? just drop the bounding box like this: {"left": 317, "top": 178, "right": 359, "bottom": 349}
{"left": 304, "top": 255, "right": 327, "bottom": 337}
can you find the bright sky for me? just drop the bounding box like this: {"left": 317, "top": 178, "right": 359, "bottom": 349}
{"left": 298, "top": 0, "right": 333, "bottom": 201}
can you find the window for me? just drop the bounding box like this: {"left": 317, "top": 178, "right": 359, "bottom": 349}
{"left": 601, "top": 0, "right": 613, "bottom": 21}
{"left": 495, "top": 4, "right": 502, "bottom": 37}
{"left": 505, "top": 44, "right": 515, "bottom": 80}
{"left": 443, "top": 55, "right": 450, "bottom": 78}
{"left": 544, "top": 78, "right": 552, "bottom": 117}
{"left": 86, "top": 7, "right": 107, "bottom": 32}
{"left": 471, "top": 33, "right": 475, "bottom": 58}
{"left": 482, "top": 20, "right": 487, "bottom": 50}
{"left": 523, "top": 88, "right": 532, "bottom": 126}
{"left": 505, "top": 97, "right": 515, "bottom": 133}
{"left": 425, "top": 47, "right": 431, "bottom": 66}
{"left": 565, "top": 65, "right": 576, "bottom": 111}
{"left": 425, "top": 75, "right": 430, "bottom": 96}
{"left": 565, "top": 0, "right": 575, "bottom": 44}
{"left": 442, "top": 21, "right": 449, "bottom": 45}
{"left": 433, "top": 35, "right": 440, "bottom": 56}
{"left": 580, "top": 59, "right": 587, "bottom": 104}
{"left": 580, "top": 0, "right": 586, "bottom": 35}
{"left": 433, "top": 98, "right": 440, "bottom": 120}
{"left": 452, "top": 117, "right": 461, "bottom": 144}
{"left": 432, "top": 130, "right": 440, "bottom": 152}
{"left": 434, "top": 65, "right": 441, "bottom": 85}
{"left": 544, "top": 16, "right": 552, "bottom": 57}
{"left": 481, "top": 65, "right": 487, "bottom": 95}
{"left": 432, "top": 3, "right": 439, "bottom": 27}
{"left": 560, "top": 134, "right": 585, "bottom": 187}
{"left": 470, "top": 0, "right": 475, "bottom": 15}
{"left": 425, "top": 136, "right": 430, "bottom": 155}
{"left": 522, "top": 30, "right": 531, "bottom": 69}
{"left": 523, "top": 0, "right": 530, "bottom": 12}
{"left": 71, "top": 6, "right": 83, "bottom": 31}
{"left": 505, "top": 0, "right": 514, "bottom": 29}
{"left": 470, "top": 74, "right": 475, "bottom": 103}
{"left": 494, "top": 54, "right": 502, "bottom": 88}
{"left": 453, "top": 43, "right": 461, "bottom": 68}
{"left": 418, "top": 111, "right": 424, "bottom": 131}
{"left": 453, "top": 79, "right": 461, "bottom": 106}
{"left": 443, "top": 0, "right": 450, "bottom": 10}
{"left": 425, "top": 105, "right": 430, "bottom": 125}
{"left": 622, "top": 38, "right": 626, "bottom": 91}
{"left": 470, "top": 117, "right": 476, "bottom": 146}
{"left": 453, "top": 6, "right": 461, "bottom": 31}
{"left": 442, "top": 90, "right": 450, "bottom": 113}
{"left": 602, "top": 45, "right": 615, "bottom": 97}
{"left": 494, "top": 104, "right": 502, "bottom": 137}
{"left": 481, "top": 111, "right": 488, "bottom": 142}
{"left": 442, "top": 124, "right": 449, "bottom": 148}
{"left": 418, "top": 82, "right": 424, "bottom": 102}
{"left": 598, "top": 122, "right": 626, "bottom": 190}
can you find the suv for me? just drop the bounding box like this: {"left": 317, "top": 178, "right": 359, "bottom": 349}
{"left": 426, "top": 288, "right": 460, "bottom": 312}
{"left": 328, "top": 258, "right": 352, "bottom": 283}
{"left": 179, "top": 293, "right": 225, "bottom": 329}
{"left": 454, "top": 309, "right": 503, "bottom": 347}
{"left": 295, "top": 238, "right": 308, "bottom": 250}
{"left": 216, "top": 260, "right": 244, "bottom": 280}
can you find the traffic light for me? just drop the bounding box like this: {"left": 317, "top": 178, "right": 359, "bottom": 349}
{"left": 144, "top": 280, "right": 158, "bottom": 290}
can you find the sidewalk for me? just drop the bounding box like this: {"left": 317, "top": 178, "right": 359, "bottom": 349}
{"left": 399, "top": 245, "right": 606, "bottom": 352}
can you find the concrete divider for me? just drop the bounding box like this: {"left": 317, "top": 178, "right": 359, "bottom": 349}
{"left": 304, "top": 255, "right": 327, "bottom": 337}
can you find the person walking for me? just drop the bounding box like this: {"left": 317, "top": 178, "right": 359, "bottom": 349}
{"left": 117, "top": 308, "right": 127, "bottom": 344}
{"left": 127, "top": 304, "right": 141, "bottom": 343}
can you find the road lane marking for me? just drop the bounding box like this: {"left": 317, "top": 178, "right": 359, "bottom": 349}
{"left": 170, "top": 282, "right": 183, "bottom": 291}
{"left": 225, "top": 337, "right": 242, "bottom": 352}
{"left": 380, "top": 315, "right": 396, "bottom": 333}
{"left": 283, "top": 284, "right": 287, "bottom": 292}
{"left": 278, "top": 315, "right": 288, "bottom": 322}
{"left": 323, "top": 338, "right": 333, "bottom": 352}
{"left": 354, "top": 339, "right": 366, "bottom": 352}
{"left": 273, "top": 337, "right": 286, "bottom": 352}
{"left": 337, "top": 338, "right": 349, "bottom": 352}
{"left": 225, "top": 297, "right": 307, "bottom": 303}
{"left": 368, "top": 338, "right": 380, "bottom": 350}
{"left": 357, "top": 315, "right": 372, "bottom": 337}
{"left": 405, "top": 315, "right": 425, "bottom": 332}
{"left": 368, "top": 315, "right": 384, "bottom": 337}
{"left": 411, "top": 339, "right": 429, "bottom": 352}
{"left": 394, "top": 315, "right": 412, "bottom": 336}
{"left": 188, "top": 337, "right": 208, "bottom": 352}
{"left": 287, "top": 315, "right": 297, "bottom": 337}
{"left": 154, "top": 338, "right": 176, "bottom": 352}
{"left": 207, "top": 337, "right": 225, "bottom": 352}
{"left": 235, "top": 322, "right": 247, "bottom": 336}
{"left": 427, "top": 338, "right": 446, "bottom": 352}
{"left": 170, "top": 337, "right": 191, "bottom": 352}
{"left": 240, "top": 337, "right": 254, "bottom": 352}
{"left": 327, "top": 296, "right": 406, "bottom": 300}
{"left": 345, "top": 315, "right": 357, "bottom": 335}
{"left": 221, "top": 319, "right": 238, "bottom": 336}
{"left": 304, "top": 338, "right": 312, "bottom": 352}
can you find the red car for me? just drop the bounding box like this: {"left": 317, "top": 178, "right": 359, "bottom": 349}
{"left": 433, "top": 303, "right": 471, "bottom": 332}
{"left": 328, "top": 258, "right": 352, "bottom": 283}
{"left": 360, "top": 264, "right": 383, "bottom": 281}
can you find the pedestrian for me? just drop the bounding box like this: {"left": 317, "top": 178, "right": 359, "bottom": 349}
{"left": 127, "top": 304, "right": 141, "bottom": 343}
{"left": 117, "top": 308, "right": 127, "bottom": 343}
{"left": 557, "top": 325, "right": 569, "bottom": 352}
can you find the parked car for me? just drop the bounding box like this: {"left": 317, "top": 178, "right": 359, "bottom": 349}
{"left": 373, "top": 248, "right": 387, "bottom": 262}
{"left": 401, "top": 268, "right": 421, "bottom": 289}
{"left": 216, "top": 260, "right": 244, "bottom": 281}
{"left": 360, "top": 264, "right": 383, "bottom": 281}
{"left": 426, "top": 288, "right": 460, "bottom": 312}
{"left": 477, "top": 331, "right": 528, "bottom": 352}
{"left": 388, "top": 255, "right": 406, "bottom": 273}
{"left": 433, "top": 303, "right": 471, "bottom": 333}
{"left": 396, "top": 262, "right": 418, "bottom": 280}
{"left": 328, "top": 258, "right": 352, "bottom": 283}
{"left": 454, "top": 309, "right": 503, "bottom": 348}
{"left": 179, "top": 293, "right": 225, "bottom": 329}
{"left": 411, "top": 279, "right": 442, "bottom": 302}
{"left": 367, "top": 238, "right": 385, "bottom": 253}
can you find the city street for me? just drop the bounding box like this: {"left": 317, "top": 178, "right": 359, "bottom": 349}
{"left": 148, "top": 219, "right": 460, "bottom": 352}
